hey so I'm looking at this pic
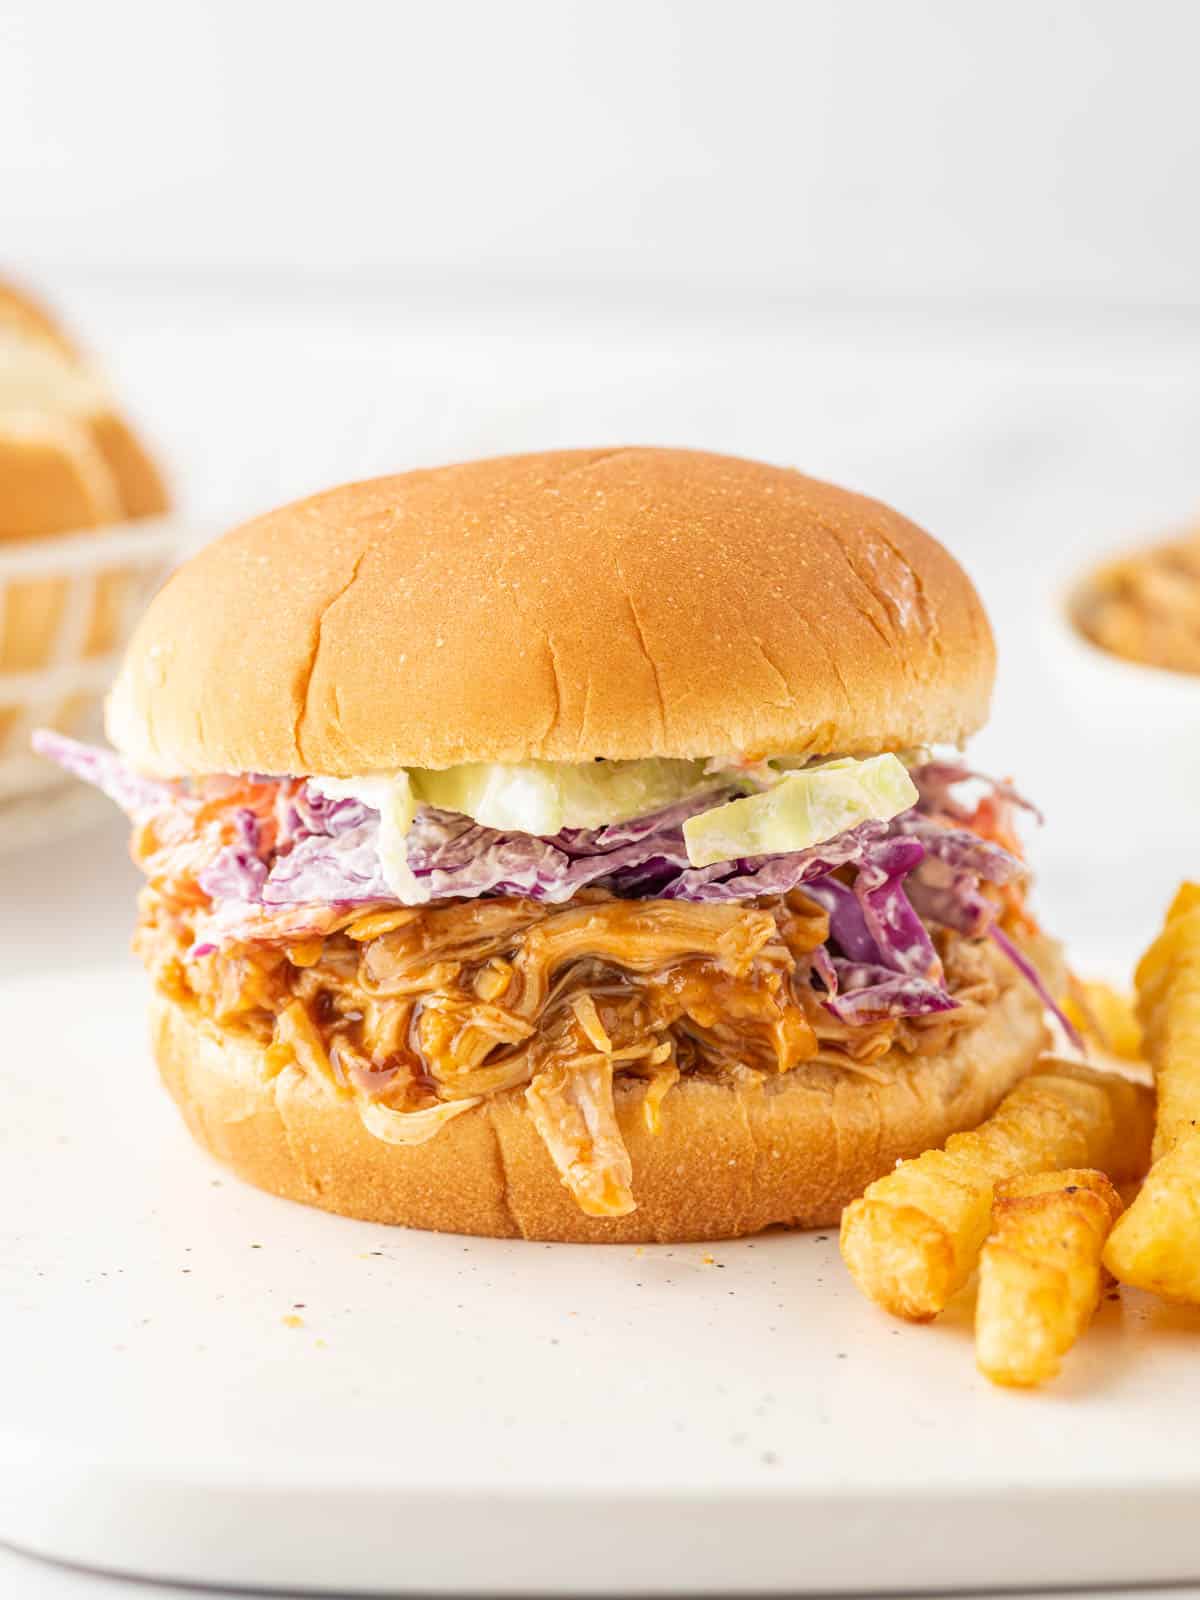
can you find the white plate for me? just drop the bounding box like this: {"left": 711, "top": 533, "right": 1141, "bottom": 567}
{"left": 2, "top": 963, "right": 1200, "bottom": 1596}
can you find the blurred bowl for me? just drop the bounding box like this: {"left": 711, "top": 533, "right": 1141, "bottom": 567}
{"left": 1043, "top": 571, "right": 1200, "bottom": 847}
{"left": 0, "top": 514, "right": 189, "bottom": 816}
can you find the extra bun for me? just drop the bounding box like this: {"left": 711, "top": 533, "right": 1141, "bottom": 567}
{"left": 0, "top": 277, "right": 168, "bottom": 542}
{"left": 0, "top": 279, "right": 77, "bottom": 358}
{"left": 0, "top": 281, "right": 171, "bottom": 761}
{"left": 109, "top": 449, "right": 994, "bottom": 776}
{"left": 151, "top": 947, "right": 1051, "bottom": 1242}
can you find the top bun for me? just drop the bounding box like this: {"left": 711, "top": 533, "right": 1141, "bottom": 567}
{"left": 108, "top": 448, "right": 994, "bottom": 776}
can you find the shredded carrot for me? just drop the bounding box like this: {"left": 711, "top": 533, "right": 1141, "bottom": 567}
{"left": 963, "top": 789, "right": 1039, "bottom": 936}
{"left": 129, "top": 775, "right": 300, "bottom": 915}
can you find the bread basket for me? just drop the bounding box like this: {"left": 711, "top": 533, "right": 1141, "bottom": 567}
{"left": 0, "top": 276, "right": 185, "bottom": 845}
{"left": 0, "top": 515, "right": 182, "bottom": 843}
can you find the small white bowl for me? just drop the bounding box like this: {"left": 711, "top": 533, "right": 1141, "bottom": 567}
{"left": 1041, "top": 565, "right": 1200, "bottom": 847}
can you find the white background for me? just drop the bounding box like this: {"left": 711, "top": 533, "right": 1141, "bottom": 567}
{"left": 4, "top": 5, "right": 1200, "bottom": 1595}
{"left": 5, "top": 1, "right": 1200, "bottom": 304}
{"left": 4, "top": 0, "right": 1200, "bottom": 556}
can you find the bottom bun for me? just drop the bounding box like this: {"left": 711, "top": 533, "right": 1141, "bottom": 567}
{"left": 151, "top": 942, "right": 1057, "bottom": 1243}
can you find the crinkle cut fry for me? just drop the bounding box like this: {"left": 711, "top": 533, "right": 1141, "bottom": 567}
{"left": 1132, "top": 883, "right": 1200, "bottom": 1159}
{"left": 839, "top": 1061, "right": 1153, "bottom": 1321}
{"left": 975, "top": 1168, "right": 1122, "bottom": 1388}
{"left": 1103, "top": 1131, "right": 1200, "bottom": 1304}
{"left": 1105, "top": 885, "right": 1200, "bottom": 1302}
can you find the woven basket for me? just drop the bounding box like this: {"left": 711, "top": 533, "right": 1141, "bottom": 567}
{"left": 0, "top": 516, "right": 181, "bottom": 806}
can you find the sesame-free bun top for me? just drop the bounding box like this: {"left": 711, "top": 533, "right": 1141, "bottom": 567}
{"left": 108, "top": 448, "right": 994, "bottom": 777}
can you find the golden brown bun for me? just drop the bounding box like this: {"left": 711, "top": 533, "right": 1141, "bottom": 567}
{"left": 0, "top": 277, "right": 169, "bottom": 544}
{"left": 0, "top": 278, "right": 78, "bottom": 358}
{"left": 151, "top": 946, "right": 1051, "bottom": 1242}
{"left": 109, "top": 448, "right": 993, "bottom": 776}
{"left": 0, "top": 414, "right": 125, "bottom": 748}
{"left": 86, "top": 410, "right": 169, "bottom": 519}
{"left": 0, "top": 413, "right": 123, "bottom": 542}
{"left": 0, "top": 281, "right": 171, "bottom": 755}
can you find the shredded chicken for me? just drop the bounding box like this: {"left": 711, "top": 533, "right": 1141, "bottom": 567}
{"left": 136, "top": 885, "right": 999, "bottom": 1217}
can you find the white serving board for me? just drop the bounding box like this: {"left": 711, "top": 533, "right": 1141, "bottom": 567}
{"left": 2, "top": 964, "right": 1200, "bottom": 1597}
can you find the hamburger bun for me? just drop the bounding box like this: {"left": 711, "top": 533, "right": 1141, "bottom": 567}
{"left": 108, "top": 447, "right": 994, "bottom": 777}
{"left": 0, "top": 279, "right": 77, "bottom": 358}
{"left": 0, "top": 279, "right": 171, "bottom": 763}
{"left": 0, "top": 277, "right": 169, "bottom": 541}
{"left": 0, "top": 412, "right": 124, "bottom": 542}
{"left": 152, "top": 936, "right": 1054, "bottom": 1241}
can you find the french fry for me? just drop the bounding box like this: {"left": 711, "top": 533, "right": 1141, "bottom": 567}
{"left": 1104, "top": 885, "right": 1200, "bottom": 1303}
{"left": 1131, "top": 884, "right": 1200, "bottom": 1160}
{"left": 1103, "top": 1133, "right": 1200, "bottom": 1303}
{"left": 840, "top": 1062, "right": 1152, "bottom": 1321}
{"left": 975, "top": 1169, "right": 1122, "bottom": 1387}
{"left": 1063, "top": 979, "right": 1144, "bottom": 1063}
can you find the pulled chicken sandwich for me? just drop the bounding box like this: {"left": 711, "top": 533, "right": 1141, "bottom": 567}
{"left": 36, "top": 448, "right": 1069, "bottom": 1242}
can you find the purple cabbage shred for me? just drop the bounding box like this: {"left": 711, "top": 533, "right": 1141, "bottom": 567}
{"left": 35, "top": 733, "right": 1067, "bottom": 1031}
